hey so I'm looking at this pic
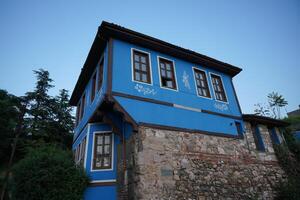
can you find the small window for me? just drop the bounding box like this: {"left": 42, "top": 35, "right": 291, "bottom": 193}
{"left": 158, "top": 57, "right": 177, "bottom": 90}
{"left": 79, "top": 137, "right": 86, "bottom": 165}
{"left": 251, "top": 124, "right": 265, "bottom": 151}
{"left": 75, "top": 101, "right": 81, "bottom": 126}
{"left": 93, "top": 133, "right": 113, "bottom": 170}
{"left": 193, "top": 68, "right": 211, "bottom": 98}
{"left": 80, "top": 94, "right": 85, "bottom": 120}
{"left": 91, "top": 73, "right": 96, "bottom": 102}
{"left": 235, "top": 121, "right": 243, "bottom": 137}
{"left": 268, "top": 127, "right": 280, "bottom": 145}
{"left": 211, "top": 74, "right": 227, "bottom": 102}
{"left": 97, "top": 60, "right": 104, "bottom": 91}
{"left": 132, "top": 50, "right": 151, "bottom": 84}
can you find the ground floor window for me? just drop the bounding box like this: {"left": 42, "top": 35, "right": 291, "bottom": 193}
{"left": 93, "top": 132, "right": 113, "bottom": 170}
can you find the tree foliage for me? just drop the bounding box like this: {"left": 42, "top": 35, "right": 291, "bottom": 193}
{"left": 274, "top": 129, "right": 300, "bottom": 200}
{"left": 254, "top": 91, "right": 288, "bottom": 119}
{"left": 0, "top": 90, "right": 22, "bottom": 162}
{"left": 23, "top": 69, "right": 74, "bottom": 148}
{"left": 10, "top": 145, "right": 89, "bottom": 200}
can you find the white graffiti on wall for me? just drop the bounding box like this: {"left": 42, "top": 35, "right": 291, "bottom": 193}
{"left": 214, "top": 102, "right": 229, "bottom": 111}
{"left": 134, "top": 83, "right": 157, "bottom": 95}
{"left": 182, "top": 71, "right": 191, "bottom": 90}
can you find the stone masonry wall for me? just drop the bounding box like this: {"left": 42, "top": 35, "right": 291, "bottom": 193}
{"left": 130, "top": 122, "right": 286, "bottom": 200}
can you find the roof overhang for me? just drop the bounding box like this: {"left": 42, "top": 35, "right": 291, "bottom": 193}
{"left": 242, "top": 114, "right": 290, "bottom": 127}
{"left": 70, "top": 21, "right": 243, "bottom": 105}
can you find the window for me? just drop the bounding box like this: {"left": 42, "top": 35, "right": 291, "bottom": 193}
{"left": 158, "top": 57, "right": 177, "bottom": 90}
{"left": 268, "top": 127, "right": 280, "bottom": 145}
{"left": 251, "top": 124, "right": 265, "bottom": 151}
{"left": 211, "top": 74, "right": 227, "bottom": 102}
{"left": 132, "top": 50, "right": 151, "bottom": 84}
{"left": 75, "top": 101, "right": 81, "bottom": 126}
{"left": 93, "top": 133, "right": 113, "bottom": 170}
{"left": 235, "top": 121, "right": 243, "bottom": 137}
{"left": 80, "top": 94, "right": 85, "bottom": 120}
{"left": 79, "top": 137, "right": 86, "bottom": 165}
{"left": 97, "top": 60, "right": 104, "bottom": 91}
{"left": 193, "top": 68, "right": 211, "bottom": 98}
{"left": 91, "top": 73, "right": 96, "bottom": 102}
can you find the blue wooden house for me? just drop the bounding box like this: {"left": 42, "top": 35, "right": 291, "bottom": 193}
{"left": 70, "top": 22, "right": 288, "bottom": 200}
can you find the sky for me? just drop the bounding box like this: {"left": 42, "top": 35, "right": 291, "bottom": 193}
{"left": 0, "top": 0, "right": 299, "bottom": 114}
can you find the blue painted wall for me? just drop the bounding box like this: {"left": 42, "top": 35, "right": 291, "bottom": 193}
{"left": 73, "top": 43, "right": 109, "bottom": 140}
{"left": 112, "top": 39, "right": 241, "bottom": 117}
{"left": 84, "top": 185, "right": 116, "bottom": 200}
{"left": 111, "top": 39, "right": 243, "bottom": 136}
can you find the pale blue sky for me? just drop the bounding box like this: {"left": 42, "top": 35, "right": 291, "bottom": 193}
{"left": 0, "top": 0, "right": 299, "bottom": 114}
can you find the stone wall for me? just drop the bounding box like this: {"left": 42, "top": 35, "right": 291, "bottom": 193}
{"left": 129, "top": 122, "right": 286, "bottom": 200}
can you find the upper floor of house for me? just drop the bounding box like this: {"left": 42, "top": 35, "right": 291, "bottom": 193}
{"left": 70, "top": 22, "right": 244, "bottom": 139}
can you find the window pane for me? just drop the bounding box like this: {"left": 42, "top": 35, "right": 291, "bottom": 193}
{"left": 198, "top": 88, "right": 203, "bottom": 96}
{"left": 161, "top": 69, "right": 166, "bottom": 77}
{"left": 134, "top": 62, "right": 140, "bottom": 70}
{"left": 105, "top": 135, "right": 110, "bottom": 144}
{"left": 166, "top": 71, "right": 172, "bottom": 78}
{"left": 166, "top": 63, "right": 171, "bottom": 70}
{"left": 104, "top": 145, "right": 110, "bottom": 154}
{"left": 166, "top": 81, "right": 173, "bottom": 88}
{"left": 96, "top": 158, "right": 102, "bottom": 167}
{"left": 203, "top": 90, "right": 207, "bottom": 97}
{"left": 97, "top": 146, "right": 103, "bottom": 154}
{"left": 135, "top": 72, "right": 141, "bottom": 81}
{"left": 134, "top": 54, "right": 139, "bottom": 62}
{"left": 97, "top": 136, "right": 102, "bottom": 144}
{"left": 142, "top": 74, "right": 147, "bottom": 82}
{"left": 141, "top": 56, "right": 146, "bottom": 63}
{"left": 160, "top": 63, "right": 165, "bottom": 69}
{"left": 141, "top": 64, "right": 146, "bottom": 72}
{"left": 103, "top": 157, "right": 110, "bottom": 167}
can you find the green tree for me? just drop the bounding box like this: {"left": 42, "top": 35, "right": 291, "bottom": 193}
{"left": 9, "top": 145, "right": 89, "bottom": 200}
{"left": 0, "top": 90, "right": 20, "bottom": 163}
{"left": 254, "top": 92, "right": 288, "bottom": 119}
{"left": 268, "top": 92, "right": 288, "bottom": 119}
{"left": 24, "top": 69, "right": 74, "bottom": 148}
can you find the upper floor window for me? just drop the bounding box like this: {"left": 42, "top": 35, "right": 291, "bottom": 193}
{"left": 93, "top": 132, "right": 113, "bottom": 170}
{"left": 158, "top": 57, "right": 177, "bottom": 90}
{"left": 211, "top": 74, "right": 227, "bottom": 102}
{"left": 75, "top": 101, "right": 81, "bottom": 126}
{"left": 97, "top": 60, "right": 104, "bottom": 91}
{"left": 79, "top": 94, "right": 86, "bottom": 120}
{"left": 193, "top": 68, "right": 211, "bottom": 98}
{"left": 132, "top": 49, "right": 151, "bottom": 84}
{"left": 91, "top": 72, "right": 96, "bottom": 102}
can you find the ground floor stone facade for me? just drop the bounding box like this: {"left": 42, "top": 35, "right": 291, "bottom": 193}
{"left": 126, "top": 122, "right": 286, "bottom": 200}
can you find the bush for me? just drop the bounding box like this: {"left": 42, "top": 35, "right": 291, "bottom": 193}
{"left": 274, "top": 138, "right": 300, "bottom": 200}
{"left": 9, "top": 145, "right": 89, "bottom": 200}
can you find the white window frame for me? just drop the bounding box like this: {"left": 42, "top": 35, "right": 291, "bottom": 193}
{"left": 192, "top": 67, "right": 212, "bottom": 100}
{"left": 131, "top": 48, "right": 153, "bottom": 86}
{"left": 209, "top": 72, "right": 229, "bottom": 104}
{"left": 157, "top": 56, "right": 178, "bottom": 92}
{"left": 90, "top": 131, "right": 114, "bottom": 172}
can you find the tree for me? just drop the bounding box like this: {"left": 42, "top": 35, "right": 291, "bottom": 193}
{"left": 9, "top": 145, "right": 89, "bottom": 200}
{"left": 268, "top": 92, "right": 288, "bottom": 119}
{"left": 24, "top": 69, "right": 74, "bottom": 148}
{"left": 0, "top": 90, "right": 20, "bottom": 163}
{"left": 25, "top": 69, "right": 54, "bottom": 140}
{"left": 254, "top": 92, "right": 288, "bottom": 119}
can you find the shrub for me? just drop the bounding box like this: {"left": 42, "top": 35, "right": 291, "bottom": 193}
{"left": 9, "top": 145, "right": 89, "bottom": 200}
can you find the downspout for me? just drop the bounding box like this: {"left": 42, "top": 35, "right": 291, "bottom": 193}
{"left": 122, "top": 118, "right": 127, "bottom": 190}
